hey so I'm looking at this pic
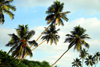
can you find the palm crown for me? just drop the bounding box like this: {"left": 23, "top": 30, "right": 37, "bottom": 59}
{"left": 41, "top": 25, "right": 60, "bottom": 45}
{"left": 93, "top": 52, "right": 100, "bottom": 66}
{"left": 85, "top": 55, "right": 95, "bottom": 66}
{"left": 72, "top": 58, "right": 82, "bottom": 67}
{"left": 46, "top": 1, "right": 70, "bottom": 26}
{"left": 79, "top": 48, "right": 88, "bottom": 59}
{"left": 6, "top": 25, "right": 38, "bottom": 59}
{"left": 0, "top": 0, "right": 16, "bottom": 24}
{"left": 64, "top": 25, "right": 90, "bottom": 51}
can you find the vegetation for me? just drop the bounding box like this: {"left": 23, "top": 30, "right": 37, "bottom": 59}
{"left": 0, "top": 0, "right": 16, "bottom": 24}
{"left": 50, "top": 25, "right": 90, "bottom": 67}
{"left": 0, "top": 0, "right": 99, "bottom": 67}
{"left": 6, "top": 25, "right": 38, "bottom": 60}
{"left": 71, "top": 48, "right": 100, "bottom": 67}
{"left": 0, "top": 50, "right": 50, "bottom": 67}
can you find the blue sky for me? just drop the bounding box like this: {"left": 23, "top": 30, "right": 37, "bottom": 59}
{"left": 0, "top": 0, "right": 100, "bottom": 67}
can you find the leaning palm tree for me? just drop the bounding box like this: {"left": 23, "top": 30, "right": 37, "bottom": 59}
{"left": 29, "top": 0, "right": 70, "bottom": 52}
{"left": 85, "top": 55, "right": 95, "bottom": 67}
{"left": 79, "top": 48, "right": 88, "bottom": 67}
{"left": 0, "top": 0, "right": 16, "bottom": 24}
{"left": 21, "top": 25, "right": 60, "bottom": 63}
{"left": 21, "top": 0, "right": 70, "bottom": 63}
{"left": 72, "top": 58, "right": 82, "bottom": 67}
{"left": 93, "top": 52, "right": 100, "bottom": 67}
{"left": 50, "top": 25, "right": 90, "bottom": 67}
{"left": 6, "top": 25, "right": 38, "bottom": 64}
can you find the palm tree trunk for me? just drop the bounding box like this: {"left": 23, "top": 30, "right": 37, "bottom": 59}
{"left": 8, "top": 56, "right": 17, "bottom": 65}
{"left": 18, "top": 40, "right": 46, "bottom": 64}
{"left": 30, "top": 23, "right": 52, "bottom": 48}
{"left": 18, "top": 24, "right": 52, "bottom": 64}
{"left": 50, "top": 48, "right": 71, "bottom": 67}
{"left": 82, "top": 59, "right": 84, "bottom": 67}
{"left": 25, "top": 40, "right": 46, "bottom": 58}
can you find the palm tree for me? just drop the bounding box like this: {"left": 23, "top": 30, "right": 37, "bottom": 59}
{"left": 29, "top": 0, "right": 70, "bottom": 53}
{"left": 6, "top": 25, "right": 38, "bottom": 64}
{"left": 79, "top": 48, "right": 88, "bottom": 67}
{"left": 21, "top": 25, "right": 60, "bottom": 63}
{"left": 85, "top": 55, "right": 95, "bottom": 67}
{"left": 93, "top": 52, "right": 100, "bottom": 67}
{"left": 41, "top": 25, "right": 60, "bottom": 45}
{"left": 72, "top": 58, "right": 82, "bottom": 67}
{"left": 0, "top": 0, "right": 16, "bottom": 24}
{"left": 22, "top": 0, "right": 70, "bottom": 63}
{"left": 46, "top": 0, "right": 70, "bottom": 26}
{"left": 50, "top": 25, "right": 90, "bottom": 67}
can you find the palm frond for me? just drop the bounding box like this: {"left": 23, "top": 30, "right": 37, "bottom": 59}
{"left": 3, "top": 8, "right": 14, "bottom": 19}
{"left": 25, "top": 45, "right": 33, "bottom": 57}
{"left": 6, "top": 4, "right": 16, "bottom": 11}
{"left": 28, "top": 40, "right": 38, "bottom": 46}
{"left": 8, "top": 44, "right": 18, "bottom": 54}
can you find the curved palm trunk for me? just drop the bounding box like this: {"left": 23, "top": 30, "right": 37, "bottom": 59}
{"left": 18, "top": 40, "right": 46, "bottom": 64}
{"left": 50, "top": 48, "right": 71, "bottom": 67}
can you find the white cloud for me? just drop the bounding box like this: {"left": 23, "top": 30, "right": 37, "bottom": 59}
{"left": 0, "top": 27, "right": 15, "bottom": 46}
{"left": 14, "top": 0, "right": 100, "bottom": 15}
{"left": 0, "top": 17, "right": 100, "bottom": 67}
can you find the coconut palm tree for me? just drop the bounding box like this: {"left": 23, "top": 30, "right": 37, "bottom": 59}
{"left": 46, "top": 0, "right": 70, "bottom": 26}
{"left": 22, "top": 0, "right": 70, "bottom": 63}
{"left": 72, "top": 58, "right": 82, "bottom": 67}
{"left": 0, "top": 0, "right": 16, "bottom": 24}
{"left": 85, "top": 55, "right": 95, "bottom": 67}
{"left": 93, "top": 52, "right": 100, "bottom": 67}
{"left": 20, "top": 24, "right": 60, "bottom": 63}
{"left": 41, "top": 25, "right": 60, "bottom": 45}
{"left": 6, "top": 25, "right": 38, "bottom": 64}
{"left": 79, "top": 48, "right": 88, "bottom": 67}
{"left": 50, "top": 25, "right": 90, "bottom": 67}
{"left": 29, "top": 0, "right": 70, "bottom": 52}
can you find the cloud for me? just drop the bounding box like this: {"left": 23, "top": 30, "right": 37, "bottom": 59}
{"left": 26, "top": 17, "right": 100, "bottom": 66}
{"left": 0, "top": 27, "right": 15, "bottom": 46}
{"left": 0, "top": 17, "right": 100, "bottom": 67}
{"left": 14, "top": 0, "right": 100, "bottom": 15}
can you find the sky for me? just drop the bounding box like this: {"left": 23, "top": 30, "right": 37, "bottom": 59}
{"left": 0, "top": 0, "right": 100, "bottom": 67}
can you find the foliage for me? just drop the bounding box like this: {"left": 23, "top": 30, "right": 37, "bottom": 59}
{"left": 0, "top": 0, "right": 16, "bottom": 24}
{"left": 64, "top": 25, "right": 90, "bottom": 51}
{"left": 72, "top": 58, "right": 81, "bottom": 67}
{"left": 6, "top": 25, "right": 38, "bottom": 59}
{"left": 41, "top": 25, "right": 60, "bottom": 45}
{"left": 0, "top": 50, "right": 50, "bottom": 67}
{"left": 46, "top": 0, "right": 70, "bottom": 26}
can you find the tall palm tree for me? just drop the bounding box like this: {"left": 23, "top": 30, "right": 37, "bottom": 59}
{"left": 46, "top": 0, "right": 70, "bottom": 26}
{"left": 85, "top": 55, "right": 95, "bottom": 67}
{"left": 79, "top": 48, "right": 88, "bottom": 67}
{"left": 93, "top": 52, "right": 100, "bottom": 67}
{"left": 50, "top": 25, "right": 90, "bottom": 67}
{"left": 20, "top": 25, "right": 60, "bottom": 63}
{"left": 6, "top": 25, "right": 38, "bottom": 63}
{"left": 29, "top": 0, "right": 70, "bottom": 53}
{"left": 41, "top": 25, "right": 60, "bottom": 45}
{"left": 72, "top": 58, "right": 82, "bottom": 67}
{"left": 22, "top": 0, "right": 70, "bottom": 63}
{"left": 0, "top": 0, "right": 16, "bottom": 24}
